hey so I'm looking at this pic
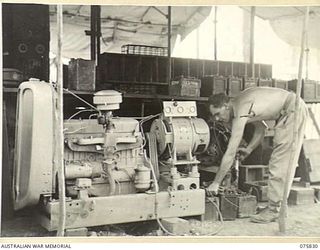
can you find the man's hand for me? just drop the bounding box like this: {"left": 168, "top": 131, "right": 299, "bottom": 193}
{"left": 206, "top": 181, "right": 223, "bottom": 196}
{"left": 237, "top": 146, "right": 252, "bottom": 161}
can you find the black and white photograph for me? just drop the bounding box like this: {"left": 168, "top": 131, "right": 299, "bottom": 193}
{"left": 1, "top": 2, "right": 320, "bottom": 241}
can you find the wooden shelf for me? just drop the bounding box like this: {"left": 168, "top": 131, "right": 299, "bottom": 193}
{"left": 4, "top": 87, "right": 320, "bottom": 103}
{"left": 3, "top": 87, "right": 208, "bottom": 102}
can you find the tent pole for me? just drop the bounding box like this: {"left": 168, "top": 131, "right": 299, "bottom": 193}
{"left": 278, "top": 6, "right": 310, "bottom": 233}
{"left": 167, "top": 6, "right": 172, "bottom": 85}
{"left": 56, "top": 4, "right": 66, "bottom": 237}
{"left": 96, "top": 5, "right": 101, "bottom": 66}
{"left": 249, "top": 6, "right": 255, "bottom": 79}
{"left": 90, "top": 6, "right": 97, "bottom": 62}
{"left": 214, "top": 6, "right": 217, "bottom": 60}
{"left": 196, "top": 27, "right": 200, "bottom": 59}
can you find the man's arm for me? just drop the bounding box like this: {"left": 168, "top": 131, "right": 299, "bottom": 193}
{"left": 213, "top": 117, "right": 248, "bottom": 185}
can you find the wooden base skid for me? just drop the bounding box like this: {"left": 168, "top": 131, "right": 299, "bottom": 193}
{"left": 39, "top": 189, "right": 205, "bottom": 231}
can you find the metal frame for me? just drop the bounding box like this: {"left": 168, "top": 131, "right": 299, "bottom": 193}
{"left": 39, "top": 189, "right": 205, "bottom": 231}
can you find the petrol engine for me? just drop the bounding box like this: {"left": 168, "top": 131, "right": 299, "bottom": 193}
{"left": 64, "top": 90, "right": 150, "bottom": 199}
{"left": 13, "top": 79, "right": 208, "bottom": 231}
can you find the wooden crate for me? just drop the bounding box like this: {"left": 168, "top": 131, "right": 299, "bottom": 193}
{"left": 220, "top": 194, "right": 238, "bottom": 221}
{"left": 258, "top": 78, "right": 273, "bottom": 87}
{"left": 68, "top": 58, "right": 95, "bottom": 91}
{"left": 169, "top": 77, "right": 201, "bottom": 97}
{"left": 243, "top": 77, "right": 258, "bottom": 90}
{"left": 272, "top": 79, "right": 288, "bottom": 90}
{"left": 237, "top": 194, "right": 257, "bottom": 218}
{"left": 228, "top": 77, "right": 243, "bottom": 97}
{"left": 288, "top": 187, "right": 315, "bottom": 205}
{"left": 288, "top": 79, "right": 320, "bottom": 101}
{"left": 200, "top": 75, "right": 227, "bottom": 97}
{"left": 239, "top": 165, "right": 267, "bottom": 191}
{"left": 203, "top": 197, "right": 220, "bottom": 221}
{"left": 243, "top": 180, "right": 268, "bottom": 202}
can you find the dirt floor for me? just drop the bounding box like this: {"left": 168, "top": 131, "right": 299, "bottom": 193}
{"left": 2, "top": 201, "right": 319, "bottom": 238}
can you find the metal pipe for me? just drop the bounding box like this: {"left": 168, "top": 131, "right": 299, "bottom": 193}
{"left": 250, "top": 6, "right": 255, "bottom": 78}
{"left": 214, "top": 6, "right": 218, "bottom": 60}
{"left": 278, "top": 6, "right": 310, "bottom": 233}
{"left": 167, "top": 6, "right": 172, "bottom": 84}
{"left": 90, "top": 6, "right": 97, "bottom": 62}
{"left": 105, "top": 161, "right": 116, "bottom": 196}
{"left": 56, "top": 4, "right": 66, "bottom": 237}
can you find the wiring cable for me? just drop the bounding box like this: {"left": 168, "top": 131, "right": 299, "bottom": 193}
{"left": 205, "top": 196, "right": 224, "bottom": 236}
{"left": 139, "top": 113, "right": 160, "bottom": 148}
{"left": 67, "top": 109, "right": 97, "bottom": 121}
{"left": 63, "top": 88, "right": 101, "bottom": 114}
{"left": 148, "top": 152, "right": 176, "bottom": 236}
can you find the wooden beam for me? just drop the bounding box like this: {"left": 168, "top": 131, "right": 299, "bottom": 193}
{"left": 279, "top": 6, "right": 310, "bottom": 233}
{"left": 214, "top": 6, "right": 218, "bottom": 60}
{"left": 167, "top": 6, "right": 172, "bottom": 84}
{"left": 56, "top": 4, "right": 66, "bottom": 237}
{"left": 250, "top": 6, "right": 256, "bottom": 78}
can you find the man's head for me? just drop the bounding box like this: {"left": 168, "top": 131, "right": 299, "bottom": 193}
{"left": 208, "top": 93, "right": 232, "bottom": 122}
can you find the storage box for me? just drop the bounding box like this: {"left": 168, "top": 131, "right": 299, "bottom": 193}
{"left": 200, "top": 76, "right": 227, "bottom": 97}
{"left": 239, "top": 165, "right": 268, "bottom": 191}
{"left": 288, "top": 187, "right": 315, "bottom": 205}
{"left": 258, "top": 78, "right": 273, "bottom": 87}
{"left": 288, "top": 79, "right": 320, "bottom": 101}
{"left": 219, "top": 194, "right": 238, "bottom": 220}
{"left": 243, "top": 77, "right": 258, "bottom": 89}
{"left": 204, "top": 197, "right": 220, "bottom": 221}
{"left": 272, "top": 79, "right": 288, "bottom": 90}
{"left": 169, "top": 77, "right": 201, "bottom": 97}
{"left": 237, "top": 194, "right": 257, "bottom": 218}
{"left": 298, "top": 139, "right": 320, "bottom": 183}
{"left": 227, "top": 77, "right": 243, "bottom": 97}
{"left": 160, "top": 218, "right": 190, "bottom": 235}
{"left": 68, "top": 59, "right": 96, "bottom": 91}
{"left": 243, "top": 180, "right": 268, "bottom": 202}
{"left": 220, "top": 193, "right": 257, "bottom": 220}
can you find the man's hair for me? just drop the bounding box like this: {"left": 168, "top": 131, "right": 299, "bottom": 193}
{"left": 208, "top": 93, "right": 230, "bottom": 108}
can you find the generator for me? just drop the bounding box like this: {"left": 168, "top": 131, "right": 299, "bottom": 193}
{"left": 149, "top": 101, "right": 210, "bottom": 191}
{"left": 13, "top": 79, "right": 208, "bottom": 231}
